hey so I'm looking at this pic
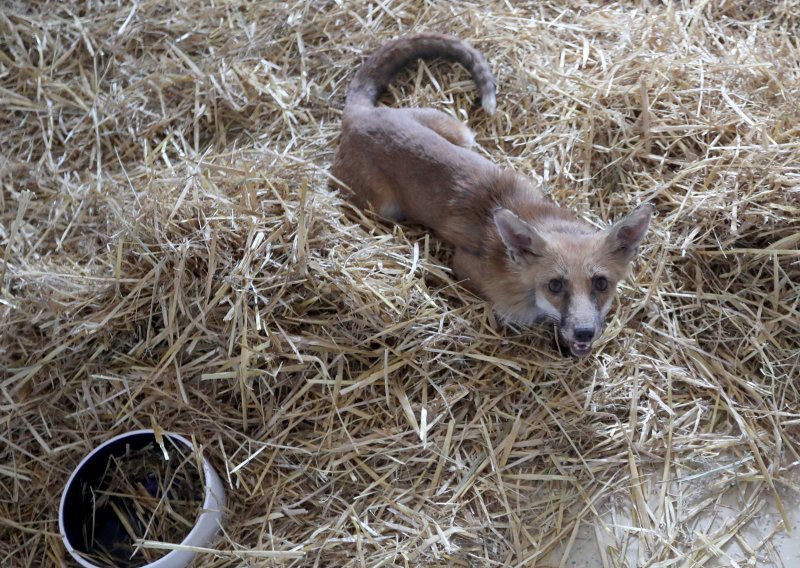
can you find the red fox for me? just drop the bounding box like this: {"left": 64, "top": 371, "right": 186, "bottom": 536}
{"left": 331, "top": 34, "right": 653, "bottom": 357}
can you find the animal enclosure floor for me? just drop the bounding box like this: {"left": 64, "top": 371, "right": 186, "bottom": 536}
{"left": 1, "top": 1, "right": 798, "bottom": 567}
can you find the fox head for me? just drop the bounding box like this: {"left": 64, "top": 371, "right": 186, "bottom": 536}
{"left": 491, "top": 204, "right": 654, "bottom": 357}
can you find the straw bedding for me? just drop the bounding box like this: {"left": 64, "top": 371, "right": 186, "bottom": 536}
{"left": 2, "top": 1, "right": 799, "bottom": 566}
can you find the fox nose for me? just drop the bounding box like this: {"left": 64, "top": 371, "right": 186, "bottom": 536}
{"left": 573, "top": 326, "right": 595, "bottom": 343}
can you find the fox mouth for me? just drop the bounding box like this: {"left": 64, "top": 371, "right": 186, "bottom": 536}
{"left": 568, "top": 341, "right": 593, "bottom": 358}
{"left": 555, "top": 333, "right": 594, "bottom": 358}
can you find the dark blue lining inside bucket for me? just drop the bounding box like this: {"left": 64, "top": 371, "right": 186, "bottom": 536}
{"left": 62, "top": 432, "right": 167, "bottom": 563}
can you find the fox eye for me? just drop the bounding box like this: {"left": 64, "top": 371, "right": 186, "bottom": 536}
{"left": 593, "top": 276, "right": 608, "bottom": 292}
{"left": 548, "top": 278, "right": 564, "bottom": 293}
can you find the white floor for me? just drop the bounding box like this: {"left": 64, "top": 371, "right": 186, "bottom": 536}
{"left": 549, "top": 465, "right": 800, "bottom": 567}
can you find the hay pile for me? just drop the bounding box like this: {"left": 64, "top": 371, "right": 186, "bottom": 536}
{"left": 2, "top": 1, "right": 798, "bottom": 566}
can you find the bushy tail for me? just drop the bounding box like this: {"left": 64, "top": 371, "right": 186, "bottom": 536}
{"left": 345, "top": 33, "right": 496, "bottom": 115}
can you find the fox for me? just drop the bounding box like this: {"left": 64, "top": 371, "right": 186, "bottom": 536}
{"left": 331, "top": 34, "right": 653, "bottom": 357}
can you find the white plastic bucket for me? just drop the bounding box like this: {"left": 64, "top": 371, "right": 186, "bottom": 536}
{"left": 59, "top": 429, "right": 226, "bottom": 568}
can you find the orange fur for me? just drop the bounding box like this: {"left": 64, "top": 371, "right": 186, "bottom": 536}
{"left": 331, "top": 34, "right": 653, "bottom": 356}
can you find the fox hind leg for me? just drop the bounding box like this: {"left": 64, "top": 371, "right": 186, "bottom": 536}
{"left": 377, "top": 199, "right": 406, "bottom": 222}
{"left": 332, "top": 143, "right": 406, "bottom": 222}
{"left": 408, "top": 108, "right": 475, "bottom": 148}
{"left": 367, "top": 179, "right": 407, "bottom": 222}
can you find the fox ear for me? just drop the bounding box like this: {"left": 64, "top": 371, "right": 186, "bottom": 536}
{"left": 606, "top": 203, "right": 654, "bottom": 258}
{"left": 493, "top": 208, "right": 547, "bottom": 262}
